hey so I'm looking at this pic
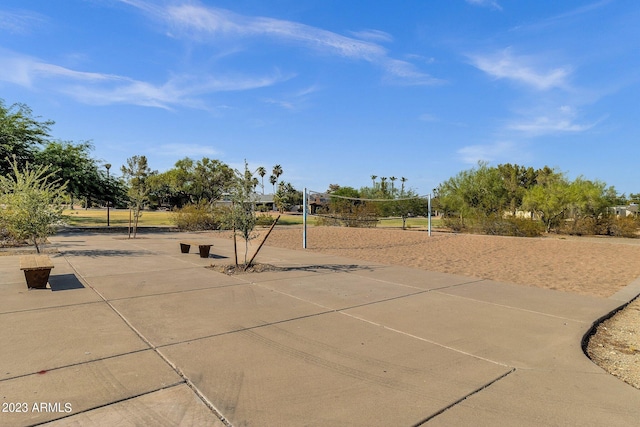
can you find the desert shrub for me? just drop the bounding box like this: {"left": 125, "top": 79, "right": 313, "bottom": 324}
{"left": 610, "top": 216, "right": 639, "bottom": 238}
{"left": 504, "top": 217, "right": 544, "bottom": 237}
{"left": 474, "top": 214, "right": 543, "bottom": 237}
{"left": 256, "top": 213, "right": 277, "bottom": 227}
{"left": 442, "top": 216, "right": 465, "bottom": 232}
{"left": 172, "top": 202, "right": 226, "bottom": 231}
{"left": 314, "top": 214, "right": 341, "bottom": 227}
{"left": 558, "top": 215, "right": 638, "bottom": 238}
{"left": 561, "top": 217, "right": 598, "bottom": 236}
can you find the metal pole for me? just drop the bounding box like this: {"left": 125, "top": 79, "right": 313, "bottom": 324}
{"left": 428, "top": 193, "right": 432, "bottom": 237}
{"left": 105, "top": 164, "right": 111, "bottom": 227}
{"left": 303, "top": 187, "right": 307, "bottom": 249}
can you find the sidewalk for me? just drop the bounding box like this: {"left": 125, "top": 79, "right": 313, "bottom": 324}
{"left": 1, "top": 231, "right": 639, "bottom": 426}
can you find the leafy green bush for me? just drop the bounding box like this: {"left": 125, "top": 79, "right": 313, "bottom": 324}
{"left": 256, "top": 213, "right": 278, "bottom": 227}
{"left": 0, "top": 159, "right": 67, "bottom": 252}
{"left": 171, "top": 202, "right": 226, "bottom": 231}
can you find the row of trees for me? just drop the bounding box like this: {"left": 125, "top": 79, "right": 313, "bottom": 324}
{"left": 435, "top": 162, "right": 636, "bottom": 236}
{"left": 3, "top": 98, "right": 638, "bottom": 249}
{"left": 1, "top": 99, "right": 296, "bottom": 212}
{"left": 144, "top": 159, "right": 291, "bottom": 209}
{"left": 1, "top": 98, "right": 300, "bottom": 258}
{"left": 1, "top": 100, "right": 128, "bottom": 209}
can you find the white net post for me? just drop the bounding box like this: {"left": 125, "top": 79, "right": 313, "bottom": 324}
{"left": 428, "top": 193, "right": 432, "bottom": 236}
{"left": 303, "top": 187, "right": 307, "bottom": 249}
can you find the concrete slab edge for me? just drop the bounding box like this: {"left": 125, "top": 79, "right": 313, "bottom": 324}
{"left": 61, "top": 256, "right": 233, "bottom": 427}
{"left": 609, "top": 275, "right": 640, "bottom": 303}
{"left": 580, "top": 274, "right": 640, "bottom": 363}
{"left": 411, "top": 368, "right": 516, "bottom": 427}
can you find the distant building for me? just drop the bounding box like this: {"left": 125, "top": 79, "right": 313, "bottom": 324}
{"left": 612, "top": 204, "right": 638, "bottom": 218}
{"left": 308, "top": 194, "right": 330, "bottom": 214}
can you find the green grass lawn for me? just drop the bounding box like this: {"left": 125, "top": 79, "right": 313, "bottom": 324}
{"left": 63, "top": 208, "right": 174, "bottom": 227}
{"left": 64, "top": 208, "right": 441, "bottom": 229}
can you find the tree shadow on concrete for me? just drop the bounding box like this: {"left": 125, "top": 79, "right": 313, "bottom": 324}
{"left": 279, "top": 264, "right": 378, "bottom": 273}
{"left": 61, "top": 249, "right": 154, "bottom": 258}
{"left": 209, "top": 263, "right": 380, "bottom": 276}
{"left": 49, "top": 274, "right": 85, "bottom": 291}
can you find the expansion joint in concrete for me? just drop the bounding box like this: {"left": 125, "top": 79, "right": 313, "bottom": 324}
{"left": 411, "top": 368, "right": 516, "bottom": 426}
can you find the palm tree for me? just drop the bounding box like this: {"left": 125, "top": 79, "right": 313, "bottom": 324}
{"left": 272, "top": 164, "right": 283, "bottom": 188}
{"left": 390, "top": 176, "right": 397, "bottom": 195}
{"left": 257, "top": 166, "right": 266, "bottom": 194}
{"left": 400, "top": 177, "right": 407, "bottom": 196}
{"left": 380, "top": 177, "right": 388, "bottom": 195}
{"left": 269, "top": 175, "right": 277, "bottom": 194}
{"left": 371, "top": 175, "right": 377, "bottom": 188}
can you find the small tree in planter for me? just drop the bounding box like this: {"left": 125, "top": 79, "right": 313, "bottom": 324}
{"left": 0, "top": 157, "right": 67, "bottom": 253}
{"left": 227, "top": 161, "right": 258, "bottom": 266}
{"left": 121, "top": 155, "right": 152, "bottom": 238}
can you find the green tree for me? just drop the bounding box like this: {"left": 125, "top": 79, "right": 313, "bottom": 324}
{"left": 380, "top": 177, "right": 388, "bottom": 195}
{"left": 497, "top": 163, "right": 537, "bottom": 216}
{"left": 569, "top": 178, "right": 612, "bottom": 219}
{"left": 274, "top": 181, "right": 302, "bottom": 213}
{"left": 257, "top": 166, "right": 267, "bottom": 194}
{"left": 389, "top": 176, "right": 397, "bottom": 195}
{"left": 629, "top": 193, "right": 640, "bottom": 205}
{"left": 147, "top": 162, "right": 193, "bottom": 209}
{"left": 121, "top": 155, "right": 153, "bottom": 238}
{"left": 522, "top": 171, "right": 571, "bottom": 233}
{"left": 0, "top": 100, "right": 54, "bottom": 176}
{"left": 390, "top": 190, "right": 427, "bottom": 230}
{"left": 437, "top": 162, "right": 508, "bottom": 228}
{"left": 269, "top": 175, "right": 277, "bottom": 194}
{"left": 0, "top": 158, "right": 67, "bottom": 253}
{"left": 272, "top": 164, "right": 283, "bottom": 188}
{"left": 35, "top": 140, "right": 105, "bottom": 209}
{"left": 400, "top": 177, "right": 407, "bottom": 196}
{"left": 191, "top": 157, "right": 235, "bottom": 202}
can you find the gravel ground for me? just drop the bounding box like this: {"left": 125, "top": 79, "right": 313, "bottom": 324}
{"left": 586, "top": 297, "right": 640, "bottom": 389}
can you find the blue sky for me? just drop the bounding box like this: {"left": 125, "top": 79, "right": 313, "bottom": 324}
{"left": 1, "top": 0, "right": 639, "bottom": 196}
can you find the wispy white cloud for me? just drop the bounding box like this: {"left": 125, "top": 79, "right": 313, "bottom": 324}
{"left": 262, "top": 84, "right": 321, "bottom": 111}
{"left": 511, "top": 0, "right": 613, "bottom": 32}
{"left": 466, "top": 0, "right": 503, "bottom": 11}
{"left": 419, "top": 113, "right": 439, "bottom": 122}
{"left": 469, "top": 48, "right": 570, "bottom": 90}
{"left": 457, "top": 141, "right": 527, "bottom": 164}
{"left": 349, "top": 29, "right": 394, "bottom": 43}
{"left": 0, "top": 9, "right": 45, "bottom": 34}
{"left": 507, "top": 105, "right": 602, "bottom": 136}
{"left": 0, "top": 49, "right": 287, "bottom": 109}
{"left": 121, "top": 0, "right": 441, "bottom": 86}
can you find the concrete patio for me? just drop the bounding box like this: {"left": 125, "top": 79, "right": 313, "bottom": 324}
{"left": 1, "top": 230, "right": 639, "bottom": 426}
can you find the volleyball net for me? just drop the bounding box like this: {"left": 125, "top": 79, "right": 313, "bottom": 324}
{"left": 302, "top": 189, "right": 432, "bottom": 248}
